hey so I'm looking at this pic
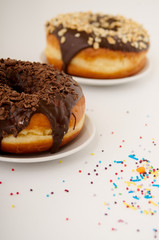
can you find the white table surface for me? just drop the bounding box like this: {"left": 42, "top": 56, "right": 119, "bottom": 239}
{"left": 0, "top": 0, "right": 159, "bottom": 239}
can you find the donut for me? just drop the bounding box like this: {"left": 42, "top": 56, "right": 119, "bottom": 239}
{"left": 45, "top": 12, "right": 150, "bottom": 79}
{"left": 0, "top": 58, "right": 85, "bottom": 154}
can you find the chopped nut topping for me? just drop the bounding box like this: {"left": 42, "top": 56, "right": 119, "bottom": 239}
{"left": 60, "top": 36, "right": 66, "bottom": 43}
{"left": 58, "top": 28, "right": 67, "bottom": 36}
{"left": 75, "top": 33, "right": 80, "bottom": 37}
{"left": 46, "top": 12, "right": 150, "bottom": 51}
{"left": 95, "top": 37, "right": 101, "bottom": 43}
{"left": 93, "top": 42, "right": 99, "bottom": 49}
{"left": 107, "top": 36, "right": 116, "bottom": 44}
{"left": 88, "top": 37, "right": 93, "bottom": 45}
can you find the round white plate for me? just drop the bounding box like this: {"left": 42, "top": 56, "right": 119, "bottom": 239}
{"left": 0, "top": 115, "right": 95, "bottom": 163}
{"left": 73, "top": 58, "right": 151, "bottom": 86}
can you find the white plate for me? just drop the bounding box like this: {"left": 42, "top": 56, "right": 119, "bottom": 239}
{"left": 40, "top": 52, "right": 151, "bottom": 86}
{"left": 0, "top": 115, "right": 95, "bottom": 163}
{"left": 73, "top": 58, "right": 151, "bottom": 86}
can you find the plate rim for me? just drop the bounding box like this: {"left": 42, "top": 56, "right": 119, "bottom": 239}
{"left": 0, "top": 114, "right": 95, "bottom": 163}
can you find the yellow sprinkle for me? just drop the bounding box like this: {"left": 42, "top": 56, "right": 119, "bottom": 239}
{"left": 132, "top": 169, "right": 135, "bottom": 172}
{"left": 150, "top": 201, "right": 158, "bottom": 206}
{"left": 143, "top": 210, "right": 149, "bottom": 215}
{"left": 11, "top": 204, "right": 15, "bottom": 208}
{"left": 91, "top": 153, "right": 94, "bottom": 156}
{"left": 123, "top": 160, "right": 125, "bottom": 162}
{"left": 125, "top": 181, "right": 136, "bottom": 186}
{"left": 123, "top": 201, "right": 137, "bottom": 210}
{"left": 137, "top": 185, "right": 142, "bottom": 189}
{"left": 59, "top": 160, "right": 63, "bottom": 163}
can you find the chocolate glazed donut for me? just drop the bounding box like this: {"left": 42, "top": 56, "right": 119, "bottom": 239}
{"left": 0, "top": 58, "right": 84, "bottom": 154}
{"left": 45, "top": 12, "right": 150, "bottom": 79}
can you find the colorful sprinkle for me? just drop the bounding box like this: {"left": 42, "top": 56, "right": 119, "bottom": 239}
{"left": 113, "top": 183, "right": 117, "bottom": 188}
{"left": 128, "top": 154, "right": 139, "bottom": 160}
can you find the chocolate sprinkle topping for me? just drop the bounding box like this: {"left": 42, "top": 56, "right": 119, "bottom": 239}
{"left": 46, "top": 12, "right": 150, "bottom": 71}
{"left": 0, "top": 58, "right": 83, "bottom": 153}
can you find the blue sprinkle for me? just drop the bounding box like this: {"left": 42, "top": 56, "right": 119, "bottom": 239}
{"left": 133, "top": 196, "right": 139, "bottom": 200}
{"left": 152, "top": 184, "right": 159, "bottom": 188}
{"left": 131, "top": 176, "right": 141, "bottom": 182}
{"left": 113, "top": 194, "right": 116, "bottom": 197}
{"left": 99, "top": 161, "right": 102, "bottom": 164}
{"left": 140, "top": 210, "right": 143, "bottom": 214}
{"left": 128, "top": 154, "right": 139, "bottom": 160}
{"left": 113, "top": 183, "right": 117, "bottom": 188}
{"left": 144, "top": 195, "right": 152, "bottom": 199}
{"left": 128, "top": 191, "right": 134, "bottom": 193}
{"left": 46, "top": 194, "right": 49, "bottom": 197}
{"left": 140, "top": 174, "right": 144, "bottom": 179}
{"left": 114, "top": 160, "right": 123, "bottom": 164}
{"left": 62, "top": 180, "right": 65, "bottom": 182}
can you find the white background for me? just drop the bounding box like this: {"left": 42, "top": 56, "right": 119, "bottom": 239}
{"left": 0, "top": 0, "right": 159, "bottom": 239}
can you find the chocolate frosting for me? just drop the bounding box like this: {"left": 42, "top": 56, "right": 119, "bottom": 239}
{"left": 0, "top": 58, "right": 83, "bottom": 154}
{"left": 46, "top": 13, "right": 150, "bottom": 72}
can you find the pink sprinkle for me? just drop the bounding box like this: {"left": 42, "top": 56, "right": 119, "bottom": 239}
{"left": 112, "top": 227, "right": 117, "bottom": 231}
{"left": 118, "top": 219, "right": 124, "bottom": 223}
{"left": 0, "top": 181, "right": 2, "bottom": 184}
{"left": 119, "top": 145, "right": 122, "bottom": 148}
{"left": 66, "top": 218, "right": 69, "bottom": 221}
{"left": 65, "top": 189, "right": 69, "bottom": 192}
{"left": 79, "top": 170, "right": 82, "bottom": 173}
{"left": 16, "top": 192, "right": 19, "bottom": 195}
{"left": 10, "top": 193, "right": 13, "bottom": 196}
{"left": 98, "top": 222, "right": 101, "bottom": 226}
{"left": 11, "top": 168, "right": 15, "bottom": 171}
